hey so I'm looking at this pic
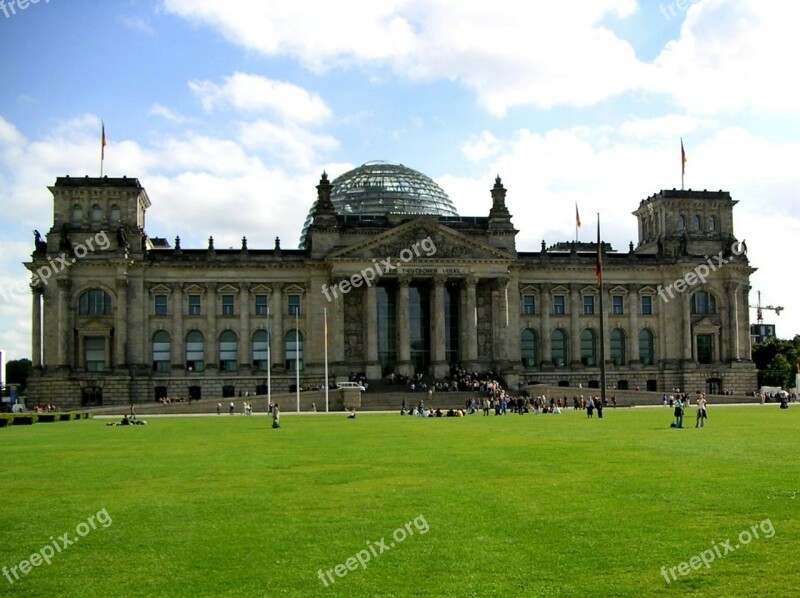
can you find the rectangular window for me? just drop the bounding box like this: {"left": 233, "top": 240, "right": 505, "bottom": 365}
{"left": 641, "top": 295, "right": 653, "bottom": 315}
{"left": 188, "top": 295, "right": 201, "bottom": 316}
{"left": 222, "top": 294, "right": 235, "bottom": 316}
{"left": 288, "top": 294, "right": 301, "bottom": 316}
{"left": 612, "top": 295, "right": 624, "bottom": 315}
{"left": 697, "top": 334, "right": 713, "bottom": 364}
{"left": 522, "top": 295, "right": 535, "bottom": 315}
{"left": 583, "top": 295, "right": 595, "bottom": 316}
{"left": 255, "top": 294, "right": 268, "bottom": 316}
{"left": 553, "top": 295, "right": 565, "bottom": 315}
{"left": 85, "top": 337, "right": 105, "bottom": 372}
{"left": 154, "top": 294, "right": 168, "bottom": 316}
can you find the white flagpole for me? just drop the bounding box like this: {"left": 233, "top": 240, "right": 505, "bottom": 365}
{"left": 266, "top": 298, "right": 271, "bottom": 409}
{"left": 324, "top": 307, "right": 329, "bottom": 412}
{"left": 295, "top": 309, "right": 300, "bottom": 413}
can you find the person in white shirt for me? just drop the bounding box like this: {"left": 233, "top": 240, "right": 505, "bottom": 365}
{"left": 696, "top": 394, "right": 707, "bottom": 428}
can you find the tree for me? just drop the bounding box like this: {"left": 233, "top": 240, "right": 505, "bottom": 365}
{"left": 763, "top": 354, "right": 793, "bottom": 389}
{"left": 5, "top": 358, "right": 32, "bottom": 395}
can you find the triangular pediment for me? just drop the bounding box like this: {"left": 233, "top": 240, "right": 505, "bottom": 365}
{"left": 519, "top": 284, "right": 539, "bottom": 294}
{"left": 183, "top": 284, "right": 206, "bottom": 295}
{"left": 217, "top": 284, "right": 239, "bottom": 294}
{"left": 326, "top": 217, "right": 514, "bottom": 262}
{"left": 284, "top": 284, "right": 306, "bottom": 294}
{"left": 609, "top": 285, "right": 628, "bottom": 295}
{"left": 693, "top": 317, "right": 720, "bottom": 331}
{"left": 580, "top": 285, "right": 599, "bottom": 295}
{"left": 149, "top": 284, "right": 172, "bottom": 295}
{"left": 551, "top": 285, "right": 570, "bottom": 295}
{"left": 638, "top": 285, "right": 658, "bottom": 295}
{"left": 250, "top": 284, "right": 272, "bottom": 294}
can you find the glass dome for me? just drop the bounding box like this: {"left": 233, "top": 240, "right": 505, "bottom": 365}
{"left": 300, "top": 161, "right": 458, "bottom": 247}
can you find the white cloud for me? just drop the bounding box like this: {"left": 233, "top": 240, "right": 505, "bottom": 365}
{"left": 620, "top": 114, "right": 716, "bottom": 139}
{"left": 188, "top": 72, "right": 332, "bottom": 123}
{"left": 117, "top": 15, "right": 156, "bottom": 36}
{"left": 149, "top": 103, "right": 193, "bottom": 124}
{"left": 238, "top": 120, "right": 339, "bottom": 169}
{"left": 461, "top": 131, "right": 501, "bottom": 163}
{"left": 652, "top": 0, "right": 800, "bottom": 114}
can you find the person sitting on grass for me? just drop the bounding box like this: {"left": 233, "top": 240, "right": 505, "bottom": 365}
{"left": 347, "top": 407, "right": 356, "bottom": 419}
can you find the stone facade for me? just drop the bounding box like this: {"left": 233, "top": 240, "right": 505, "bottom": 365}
{"left": 24, "top": 174, "right": 757, "bottom": 408}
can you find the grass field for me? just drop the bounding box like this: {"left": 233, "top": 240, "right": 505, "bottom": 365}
{"left": 0, "top": 406, "right": 798, "bottom": 597}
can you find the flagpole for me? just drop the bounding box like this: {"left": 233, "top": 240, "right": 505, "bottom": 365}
{"left": 680, "top": 138, "right": 686, "bottom": 191}
{"left": 295, "top": 309, "right": 300, "bottom": 413}
{"left": 100, "top": 120, "right": 106, "bottom": 177}
{"left": 266, "top": 299, "right": 271, "bottom": 410}
{"left": 324, "top": 307, "right": 329, "bottom": 412}
{"left": 597, "top": 214, "right": 607, "bottom": 406}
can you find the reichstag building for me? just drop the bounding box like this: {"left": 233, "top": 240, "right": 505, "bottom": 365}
{"left": 25, "top": 162, "right": 757, "bottom": 407}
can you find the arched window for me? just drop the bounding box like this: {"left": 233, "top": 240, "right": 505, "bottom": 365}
{"left": 639, "top": 329, "right": 654, "bottom": 365}
{"left": 186, "top": 330, "right": 205, "bottom": 372}
{"left": 78, "top": 289, "right": 112, "bottom": 316}
{"left": 252, "top": 330, "right": 269, "bottom": 371}
{"left": 109, "top": 204, "right": 121, "bottom": 224}
{"left": 71, "top": 204, "right": 84, "bottom": 225}
{"left": 90, "top": 204, "right": 102, "bottom": 224}
{"left": 551, "top": 329, "right": 567, "bottom": 367}
{"left": 676, "top": 215, "right": 686, "bottom": 231}
{"left": 521, "top": 329, "right": 538, "bottom": 368}
{"left": 219, "top": 330, "right": 238, "bottom": 371}
{"left": 692, "top": 215, "right": 702, "bottom": 231}
{"left": 708, "top": 215, "right": 717, "bottom": 231}
{"left": 580, "top": 329, "right": 597, "bottom": 366}
{"left": 610, "top": 329, "right": 626, "bottom": 366}
{"left": 691, "top": 291, "right": 717, "bottom": 315}
{"left": 152, "top": 331, "right": 171, "bottom": 372}
{"left": 285, "top": 330, "right": 303, "bottom": 371}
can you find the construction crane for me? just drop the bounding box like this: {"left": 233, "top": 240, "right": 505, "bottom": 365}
{"left": 750, "top": 291, "right": 784, "bottom": 324}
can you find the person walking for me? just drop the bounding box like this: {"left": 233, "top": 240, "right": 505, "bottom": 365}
{"left": 216, "top": 402, "right": 222, "bottom": 415}
{"left": 586, "top": 396, "right": 594, "bottom": 418}
{"left": 272, "top": 403, "right": 281, "bottom": 428}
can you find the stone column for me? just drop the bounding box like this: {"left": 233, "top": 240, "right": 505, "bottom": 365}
{"left": 365, "top": 283, "right": 381, "bottom": 379}
{"left": 172, "top": 283, "right": 184, "bottom": 369}
{"left": 396, "top": 275, "right": 411, "bottom": 375}
{"left": 491, "top": 277, "right": 509, "bottom": 367}
{"left": 57, "top": 279, "right": 70, "bottom": 367}
{"left": 540, "top": 284, "right": 551, "bottom": 365}
{"left": 683, "top": 294, "right": 693, "bottom": 361}
{"left": 569, "top": 284, "right": 582, "bottom": 366}
{"left": 31, "top": 286, "right": 42, "bottom": 368}
{"left": 205, "top": 282, "right": 217, "bottom": 370}
{"left": 628, "top": 285, "right": 640, "bottom": 364}
{"left": 271, "top": 283, "right": 284, "bottom": 368}
{"left": 115, "top": 277, "right": 128, "bottom": 368}
{"left": 327, "top": 279, "right": 344, "bottom": 365}
{"left": 239, "top": 283, "right": 250, "bottom": 368}
{"left": 601, "top": 287, "right": 611, "bottom": 367}
{"left": 726, "top": 282, "right": 740, "bottom": 361}
{"left": 464, "top": 276, "right": 478, "bottom": 366}
{"left": 431, "top": 276, "right": 447, "bottom": 378}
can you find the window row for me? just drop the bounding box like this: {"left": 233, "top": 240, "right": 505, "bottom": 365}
{"left": 153, "top": 329, "right": 304, "bottom": 373}
{"left": 153, "top": 293, "right": 301, "bottom": 317}
{"left": 71, "top": 203, "right": 122, "bottom": 226}
{"left": 676, "top": 214, "right": 718, "bottom": 232}
{"left": 521, "top": 294, "right": 654, "bottom": 316}
{"left": 520, "top": 328, "right": 656, "bottom": 368}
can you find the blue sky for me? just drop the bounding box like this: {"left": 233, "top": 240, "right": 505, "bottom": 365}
{"left": 1, "top": 0, "right": 798, "bottom": 362}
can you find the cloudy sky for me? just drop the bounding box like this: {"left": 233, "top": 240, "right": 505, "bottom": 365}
{"left": 1, "top": 0, "right": 798, "bottom": 362}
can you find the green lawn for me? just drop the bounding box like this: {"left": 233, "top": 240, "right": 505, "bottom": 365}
{"left": 0, "top": 406, "right": 798, "bottom": 597}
